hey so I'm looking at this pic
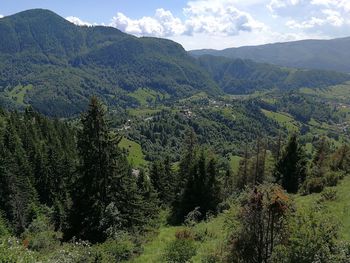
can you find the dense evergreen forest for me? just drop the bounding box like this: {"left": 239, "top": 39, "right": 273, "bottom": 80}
{"left": 1, "top": 97, "right": 350, "bottom": 262}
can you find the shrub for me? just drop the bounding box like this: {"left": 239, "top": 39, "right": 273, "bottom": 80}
{"left": 303, "top": 177, "right": 325, "bottom": 194}
{"left": 325, "top": 171, "right": 344, "bottom": 187}
{"left": 0, "top": 214, "right": 9, "bottom": 238}
{"left": 44, "top": 241, "right": 99, "bottom": 263}
{"left": 22, "top": 215, "right": 62, "bottom": 252}
{"left": 0, "top": 237, "right": 38, "bottom": 262}
{"left": 96, "top": 236, "right": 136, "bottom": 262}
{"left": 271, "top": 209, "right": 340, "bottom": 263}
{"left": 319, "top": 188, "right": 337, "bottom": 202}
{"left": 164, "top": 228, "right": 196, "bottom": 263}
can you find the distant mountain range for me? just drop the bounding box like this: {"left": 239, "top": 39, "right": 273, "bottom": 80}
{"left": 0, "top": 9, "right": 349, "bottom": 116}
{"left": 190, "top": 37, "right": 350, "bottom": 73}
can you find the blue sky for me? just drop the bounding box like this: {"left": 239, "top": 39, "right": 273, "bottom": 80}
{"left": 1, "top": 0, "right": 350, "bottom": 50}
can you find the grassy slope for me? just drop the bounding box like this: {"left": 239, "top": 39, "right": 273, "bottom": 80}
{"left": 128, "top": 213, "right": 229, "bottom": 263}
{"left": 229, "top": 155, "right": 241, "bottom": 174}
{"left": 129, "top": 176, "right": 350, "bottom": 262}
{"left": 300, "top": 82, "right": 350, "bottom": 102}
{"left": 118, "top": 137, "right": 147, "bottom": 168}
{"left": 5, "top": 84, "right": 33, "bottom": 105}
{"left": 129, "top": 88, "right": 170, "bottom": 107}
{"left": 296, "top": 175, "right": 350, "bottom": 241}
{"left": 261, "top": 109, "right": 299, "bottom": 132}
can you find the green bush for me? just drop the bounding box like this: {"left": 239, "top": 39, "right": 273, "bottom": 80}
{"left": 22, "top": 215, "right": 62, "bottom": 252}
{"left": 0, "top": 237, "right": 38, "bottom": 262}
{"left": 96, "top": 236, "right": 136, "bottom": 262}
{"left": 325, "top": 171, "right": 343, "bottom": 187}
{"left": 164, "top": 228, "right": 196, "bottom": 263}
{"left": 319, "top": 188, "right": 337, "bottom": 202}
{"left": 271, "top": 209, "right": 340, "bottom": 263}
{"left": 303, "top": 177, "right": 325, "bottom": 194}
{"left": 0, "top": 214, "right": 10, "bottom": 238}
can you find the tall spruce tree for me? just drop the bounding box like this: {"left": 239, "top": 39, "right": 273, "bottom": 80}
{"left": 0, "top": 121, "right": 37, "bottom": 234}
{"left": 150, "top": 156, "right": 176, "bottom": 205}
{"left": 70, "top": 97, "right": 116, "bottom": 241}
{"left": 274, "top": 135, "right": 307, "bottom": 193}
{"left": 70, "top": 97, "right": 151, "bottom": 242}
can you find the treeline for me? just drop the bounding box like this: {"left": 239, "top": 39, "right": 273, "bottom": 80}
{"left": 0, "top": 98, "right": 159, "bottom": 244}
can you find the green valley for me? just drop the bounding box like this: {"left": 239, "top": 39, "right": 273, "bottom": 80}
{"left": 1, "top": 7, "right": 350, "bottom": 263}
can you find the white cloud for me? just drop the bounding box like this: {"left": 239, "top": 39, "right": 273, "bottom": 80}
{"left": 110, "top": 8, "right": 184, "bottom": 37}
{"left": 322, "top": 9, "right": 344, "bottom": 26}
{"left": 183, "top": 0, "right": 265, "bottom": 36}
{"left": 66, "top": 16, "right": 93, "bottom": 27}
{"left": 60, "top": 0, "right": 350, "bottom": 50}
{"left": 109, "top": 0, "right": 265, "bottom": 38}
{"left": 0, "top": 15, "right": 4, "bottom": 19}
{"left": 268, "top": 0, "right": 350, "bottom": 35}
{"left": 311, "top": 0, "right": 350, "bottom": 12}
{"left": 286, "top": 17, "right": 325, "bottom": 29}
{"left": 267, "top": 0, "right": 301, "bottom": 13}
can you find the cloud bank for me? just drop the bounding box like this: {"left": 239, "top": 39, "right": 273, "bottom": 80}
{"left": 109, "top": 0, "right": 265, "bottom": 38}
{"left": 65, "top": 0, "right": 350, "bottom": 49}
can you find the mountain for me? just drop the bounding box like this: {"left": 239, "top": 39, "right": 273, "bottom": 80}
{"left": 197, "top": 55, "right": 350, "bottom": 94}
{"left": 190, "top": 37, "right": 350, "bottom": 73}
{"left": 0, "top": 9, "right": 349, "bottom": 117}
{"left": 0, "top": 9, "right": 220, "bottom": 116}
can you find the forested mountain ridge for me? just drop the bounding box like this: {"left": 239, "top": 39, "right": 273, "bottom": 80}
{"left": 0, "top": 9, "right": 220, "bottom": 116}
{"left": 197, "top": 55, "right": 350, "bottom": 94}
{"left": 1, "top": 9, "right": 350, "bottom": 117}
{"left": 190, "top": 37, "right": 350, "bottom": 73}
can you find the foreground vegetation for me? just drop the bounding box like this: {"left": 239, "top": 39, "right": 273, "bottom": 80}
{"left": 0, "top": 96, "right": 350, "bottom": 262}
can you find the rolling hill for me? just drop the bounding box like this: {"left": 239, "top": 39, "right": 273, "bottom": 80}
{"left": 190, "top": 37, "right": 350, "bottom": 73}
{"left": 197, "top": 55, "right": 350, "bottom": 94}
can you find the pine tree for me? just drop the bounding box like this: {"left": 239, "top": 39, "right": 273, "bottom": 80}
{"left": 150, "top": 156, "right": 176, "bottom": 205}
{"left": 70, "top": 97, "right": 115, "bottom": 241}
{"left": 0, "top": 121, "right": 37, "bottom": 234}
{"left": 70, "top": 97, "right": 151, "bottom": 242}
{"left": 172, "top": 149, "right": 221, "bottom": 223}
{"left": 136, "top": 170, "right": 159, "bottom": 226}
{"left": 274, "top": 135, "right": 307, "bottom": 193}
{"left": 236, "top": 144, "right": 250, "bottom": 191}
{"left": 312, "top": 137, "right": 330, "bottom": 177}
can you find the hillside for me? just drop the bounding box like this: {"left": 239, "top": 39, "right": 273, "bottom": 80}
{"left": 0, "top": 9, "right": 220, "bottom": 116}
{"left": 190, "top": 37, "right": 350, "bottom": 73}
{"left": 1, "top": 10, "right": 350, "bottom": 117}
{"left": 197, "top": 55, "right": 350, "bottom": 94}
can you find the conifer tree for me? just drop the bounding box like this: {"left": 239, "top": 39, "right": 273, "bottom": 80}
{"left": 150, "top": 156, "right": 176, "bottom": 205}
{"left": 236, "top": 144, "right": 250, "bottom": 191}
{"left": 70, "top": 97, "right": 151, "bottom": 242}
{"left": 70, "top": 97, "right": 116, "bottom": 241}
{"left": 172, "top": 149, "right": 221, "bottom": 223}
{"left": 136, "top": 170, "right": 159, "bottom": 225}
{"left": 0, "top": 122, "right": 37, "bottom": 233}
{"left": 274, "top": 135, "right": 307, "bottom": 193}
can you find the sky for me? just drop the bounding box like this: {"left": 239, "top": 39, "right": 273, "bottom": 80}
{"left": 1, "top": 0, "right": 350, "bottom": 50}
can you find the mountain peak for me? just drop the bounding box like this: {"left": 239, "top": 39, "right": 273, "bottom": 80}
{"left": 4, "top": 8, "right": 69, "bottom": 25}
